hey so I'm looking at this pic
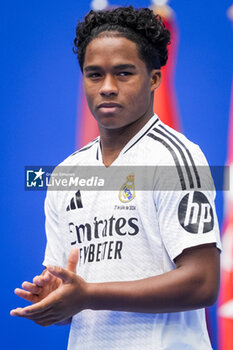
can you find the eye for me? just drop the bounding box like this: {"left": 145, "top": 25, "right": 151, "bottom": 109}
{"left": 118, "top": 72, "right": 133, "bottom": 77}
{"left": 86, "top": 72, "right": 102, "bottom": 79}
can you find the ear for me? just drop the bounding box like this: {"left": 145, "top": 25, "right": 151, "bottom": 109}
{"left": 150, "top": 70, "right": 161, "bottom": 91}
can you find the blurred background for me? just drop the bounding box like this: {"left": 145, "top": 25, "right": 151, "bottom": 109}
{"left": 1, "top": 0, "right": 232, "bottom": 349}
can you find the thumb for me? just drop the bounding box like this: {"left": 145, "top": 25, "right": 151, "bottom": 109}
{"left": 66, "top": 248, "right": 79, "bottom": 273}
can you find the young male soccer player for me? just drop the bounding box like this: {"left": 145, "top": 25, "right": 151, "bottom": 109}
{"left": 11, "top": 6, "right": 221, "bottom": 349}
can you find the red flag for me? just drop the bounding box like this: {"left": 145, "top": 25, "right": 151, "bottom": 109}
{"left": 76, "top": 81, "right": 99, "bottom": 149}
{"left": 218, "top": 80, "right": 233, "bottom": 350}
{"left": 218, "top": 8, "right": 233, "bottom": 349}
{"left": 152, "top": 5, "right": 181, "bottom": 131}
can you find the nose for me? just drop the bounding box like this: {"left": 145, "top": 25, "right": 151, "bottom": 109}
{"left": 99, "top": 74, "right": 118, "bottom": 97}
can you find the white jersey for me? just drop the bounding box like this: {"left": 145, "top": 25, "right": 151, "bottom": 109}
{"left": 43, "top": 115, "right": 221, "bottom": 350}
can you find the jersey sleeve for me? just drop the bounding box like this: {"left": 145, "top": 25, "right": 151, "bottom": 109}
{"left": 42, "top": 189, "right": 67, "bottom": 268}
{"left": 153, "top": 144, "right": 221, "bottom": 262}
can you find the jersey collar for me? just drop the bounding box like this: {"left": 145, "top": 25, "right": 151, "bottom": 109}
{"left": 96, "top": 114, "right": 159, "bottom": 165}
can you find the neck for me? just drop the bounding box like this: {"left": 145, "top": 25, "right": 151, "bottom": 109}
{"left": 99, "top": 110, "right": 154, "bottom": 166}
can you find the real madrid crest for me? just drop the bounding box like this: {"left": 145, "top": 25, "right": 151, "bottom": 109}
{"left": 119, "top": 172, "right": 135, "bottom": 203}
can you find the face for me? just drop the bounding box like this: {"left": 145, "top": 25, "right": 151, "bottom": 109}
{"left": 83, "top": 35, "right": 161, "bottom": 131}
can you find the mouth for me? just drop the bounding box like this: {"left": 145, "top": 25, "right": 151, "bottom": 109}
{"left": 97, "top": 102, "right": 122, "bottom": 109}
{"left": 97, "top": 103, "right": 122, "bottom": 114}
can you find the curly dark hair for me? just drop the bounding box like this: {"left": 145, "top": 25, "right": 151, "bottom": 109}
{"left": 73, "top": 6, "right": 171, "bottom": 72}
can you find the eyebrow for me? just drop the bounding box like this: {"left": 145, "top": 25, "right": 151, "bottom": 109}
{"left": 84, "top": 64, "right": 136, "bottom": 72}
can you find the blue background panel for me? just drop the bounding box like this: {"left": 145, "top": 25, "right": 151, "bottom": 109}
{"left": 1, "top": 1, "right": 232, "bottom": 349}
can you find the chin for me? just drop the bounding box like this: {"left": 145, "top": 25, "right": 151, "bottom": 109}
{"left": 99, "top": 123, "right": 124, "bottom": 130}
{"left": 96, "top": 117, "right": 124, "bottom": 129}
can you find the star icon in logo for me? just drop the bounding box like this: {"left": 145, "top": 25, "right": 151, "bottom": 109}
{"left": 33, "top": 168, "right": 45, "bottom": 181}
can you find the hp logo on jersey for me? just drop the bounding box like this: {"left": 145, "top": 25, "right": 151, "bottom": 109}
{"left": 178, "top": 191, "right": 214, "bottom": 234}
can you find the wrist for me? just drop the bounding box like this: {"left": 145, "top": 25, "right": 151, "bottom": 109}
{"left": 84, "top": 282, "right": 98, "bottom": 310}
{"left": 83, "top": 281, "right": 123, "bottom": 312}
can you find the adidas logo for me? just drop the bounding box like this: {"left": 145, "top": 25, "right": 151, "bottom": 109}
{"left": 66, "top": 190, "right": 83, "bottom": 211}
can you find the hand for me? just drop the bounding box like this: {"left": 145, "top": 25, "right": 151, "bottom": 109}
{"left": 12, "top": 250, "right": 80, "bottom": 304}
{"left": 13, "top": 268, "right": 61, "bottom": 305}
{"left": 10, "top": 248, "right": 87, "bottom": 326}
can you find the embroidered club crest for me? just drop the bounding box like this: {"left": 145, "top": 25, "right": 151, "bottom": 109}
{"left": 119, "top": 172, "right": 135, "bottom": 203}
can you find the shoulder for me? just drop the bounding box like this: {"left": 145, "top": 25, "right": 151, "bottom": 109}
{"left": 146, "top": 119, "right": 209, "bottom": 166}
{"left": 45, "top": 137, "right": 99, "bottom": 206}
{"left": 59, "top": 137, "right": 99, "bottom": 166}
{"left": 146, "top": 119, "right": 213, "bottom": 191}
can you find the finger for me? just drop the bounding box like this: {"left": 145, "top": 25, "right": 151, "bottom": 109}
{"left": 10, "top": 307, "right": 24, "bottom": 317}
{"left": 33, "top": 275, "right": 48, "bottom": 287}
{"left": 42, "top": 271, "right": 53, "bottom": 283}
{"left": 16, "top": 307, "right": 54, "bottom": 320}
{"left": 35, "top": 271, "right": 54, "bottom": 285}
{"left": 15, "top": 308, "right": 68, "bottom": 326}
{"left": 14, "top": 288, "right": 39, "bottom": 303}
{"left": 66, "top": 248, "right": 79, "bottom": 273}
{"left": 10, "top": 307, "right": 41, "bottom": 317}
{"left": 22, "top": 282, "right": 41, "bottom": 294}
{"left": 11, "top": 307, "right": 68, "bottom": 327}
{"left": 10, "top": 307, "right": 42, "bottom": 318}
{"left": 11, "top": 297, "right": 53, "bottom": 317}
{"left": 23, "top": 310, "right": 58, "bottom": 323}
{"left": 46, "top": 265, "right": 72, "bottom": 284}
